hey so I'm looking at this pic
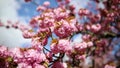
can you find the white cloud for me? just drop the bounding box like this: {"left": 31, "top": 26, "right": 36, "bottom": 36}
{"left": 0, "top": 0, "right": 21, "bottom": 23}
{"left": 0, "top": 27, "right": 31, "bottom": 48}
{"left": 0, "top": 0, "right": 31, "bottom": 48}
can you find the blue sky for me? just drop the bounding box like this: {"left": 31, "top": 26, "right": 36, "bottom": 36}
{"left": 0, "top": 0, "right": 89, "bottom": 48}
{"left": 17, "top": 0, "right": 58, "bottom": 23}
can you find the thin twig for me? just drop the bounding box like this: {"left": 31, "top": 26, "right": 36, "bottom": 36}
{"left": 43, "top": 47, "right": 51, "bottom": 52}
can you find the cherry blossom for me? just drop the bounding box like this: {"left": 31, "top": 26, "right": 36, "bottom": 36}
{"left": 0, "top": 0, "right": 120, "bottom": 67}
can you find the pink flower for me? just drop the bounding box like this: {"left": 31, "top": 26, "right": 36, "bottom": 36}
{"left": 76, "top": 23, "right": 83, "bottom": 31}
{"left": 52, "top": 61, "right": 67, "bottom": 68}
{"left": 96, "top": 39, "right": 109, "bottom": 47}
{"left": 87, "top": 41, "right": 93, "bottom": 47}
{"left": 0, "top": 46, "right": 7, "bottom": 53}
{"left": 37, "top": 6, "right": 46, "bottom": 11}
{"left": 18, "top": 24, "right": 31, "bottom": 31}
{"left": 69, "top": 5, "right": 75, "bottom": 11}
{"left": 12, "top": 22, "right": 19, "bottom": 29}
{"left": 69, "top": 20, "right": 78, "bottom": 32}
{"left": 57, "top": 39, "right": 72, "bottom": 52}
{"left": 53, "top": 7, "right": 63, "bottom": 14}
{"left": 53, "top": 8, "right": 69, "bottom": 20}
{"left": 9, "top": 48, "right": 24, "bottom": 63}
{"left": 39, "top": 17, "right": 54, "bottom": 28}
{"left": 59, "top": 12, "right": 69, "bottom": 19}
{"left": 54, "top": 26, "right": 67, "bottom": 38}
{"left": 74, "top": 42, "right": 87, "bottom": 51}
{"left": 75, "top": 54, "right": 86, "bottom": 60}
{"left": 22, "top": 30, "right": 35, "bottom": 38}
{"left": 104, "top": 65, "right": 116, "bottom": 68}
{"left": 78, "top": 9, "right": 84, "bottom": 16}
{"left": 9, "top": 48, "right": 23, "bottom": 58}
{"left": 51, "top": 43, "right": 60, "bottom": 54}
{"left": 17, "top": 63, "right": 32, "bottom": 68}
{"left": 51, "top": 39, "right": 72, "bottom": 54}
{"left": 65, "top": 0, "right": 71, "bottom": 4}
{"left": 24, "top": 49, "right": 46, "bottom": 63}
{"left": 37, "top": 27, "right": 51, "bottom": 37}
{"left": 33, "top": 63, "right": 45, "bottom": 68}
{"left": 41, "top": 37, "right": 48, "bottom": 46}
{"left": 24, "top": 49, "right": 38, "bottom": 58}
{"left": 43, "top": 12, "right": 54, "bottom": 18}
{"left": 29, "top": 17, "right": 38, "bottom": 28}
{"left": 0, "top": 21, "right": 4, "bottom": 27}
{"left": 46, "top": 52, "right": 53, "bottom": 62}
{"left": 24, "top": 0, "right": 31, "bottom": 2}
{"left": 82, "top": 34, "right": 91, "bottom": 41}
{"left": 36, "top": 52, "right": 46, "bottom": 63}
{"left": 31, "top": 40, "right": 43, "bottom": 51}
{"left": 86, "top": 24, "right": 91, "bottom": 30}
{"left": 91, "top": 24, "right": 101, "bottom": 32}
{"left": 78, "top": 9, "right": 90, "bottom": 16}
{"left": 54, "top": 20, "right": 75, "bottom": 38}
{"left": 43, "top": 1, "right": 50, "bottom": 7}
{"left": 0, "top": 46, "right": 8, "bottom": 57}
{"left": 84, "top": 9, "right": 90, "bottom": 15}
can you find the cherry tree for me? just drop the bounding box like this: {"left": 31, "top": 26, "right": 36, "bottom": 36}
{"left": 0, "top": 0, "right": 120, "bottom": 68}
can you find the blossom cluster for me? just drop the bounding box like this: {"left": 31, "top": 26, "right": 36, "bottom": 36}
{"left": 0, "top": 0, "right": 120, "bottom": 68}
